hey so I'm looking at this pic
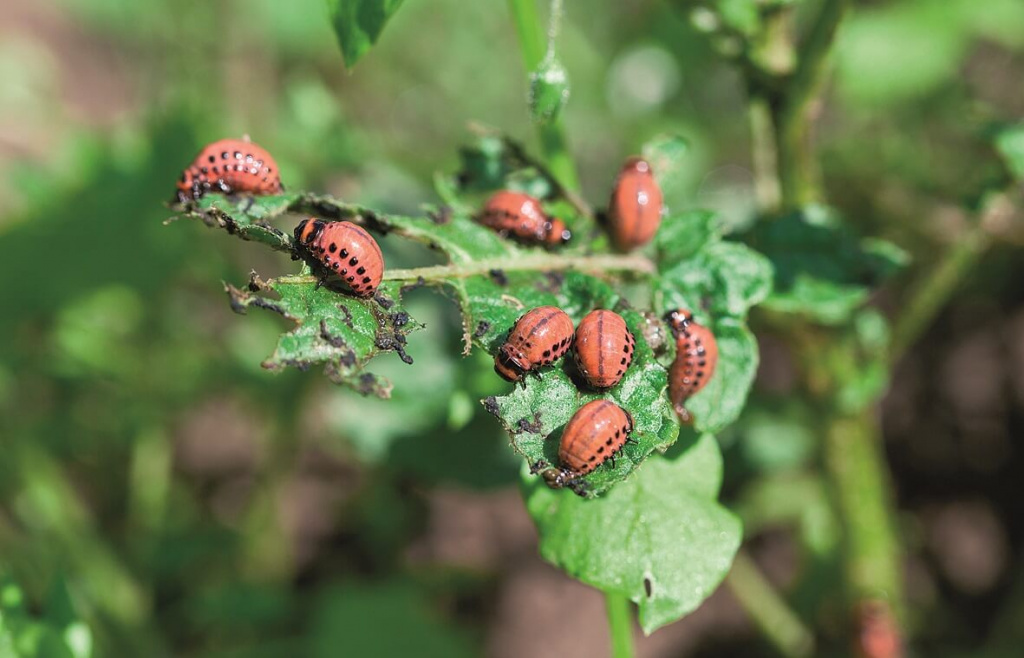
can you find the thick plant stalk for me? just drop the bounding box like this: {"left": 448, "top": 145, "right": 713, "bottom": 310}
{"left": 726, "top": 552, "right": 815, "bottom": 658}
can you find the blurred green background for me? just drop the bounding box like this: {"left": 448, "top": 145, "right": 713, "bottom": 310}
{"left": 1, "top": 0, "right": 1023, "bottom": 656}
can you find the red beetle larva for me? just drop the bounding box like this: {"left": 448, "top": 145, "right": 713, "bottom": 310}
{"left": 494, "top": 306, "right": 575, "bottom": 382}
{"left": 479, "top": 191, "right": 571, "bottom": 246}
{"left": 175, "top": 138, "right": 283, "bottom": 203}
{"left": 540, "top": 399, "right": 635, "bottom": 489}
{"left": 607, "top": 157, "right": 663, "bottom": 251}
{"left": 293, "top": 218, "right": 384, "bottom": 297}
{"left": 665, "top": 308, "right": 718, "bottom": 423}
{"left": 573, "top": 309, "right": 635, "bottom": 389}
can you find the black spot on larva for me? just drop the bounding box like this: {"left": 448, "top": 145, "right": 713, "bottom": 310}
{"left": 347, "top": 276, "right": 355, "bottom": 282}
{"left": 597, "top": 446, "right": 605, "bottom": 454}
{"left": 551, "top": 344, "right": 558, "bottom": 352}
{"left": 200, "top": 166, "right": 208, "bottom": 174}
{"left": 620, "top": 358, "right": 627, "bottom": 365}
{"left": 362, "top": 277, "right": 371, "bottom": 284}
{"left": 624, "top": 344, "right": 630, "bottom": 352}
{"left": 698, "top": 360, "right": 706, "bottom": 366}
{"left": 340, "top": 248, "right": 349, "bottom": 257}
{"left": 349, "top": 257, "right": 358, "bottom": 266}
{"left": 332, "top": 263, "right": 340, "bottom": 270}
{"left": 341, "top": 269, "right": 348, "bottom": 276}
{"left": 542, "top": 350, "right": 551, "bottom": 358}
{"left": 356, "top": 266, "right": 366, "bottom": 275}
{"left": 234, "top": 151, "right": 242, "bottom": 159}
{"left": 589, "top": 456, "right": 596, "bottom": 462}
{"left": 221, "top": 151, "right": 229, "bottom": 159}
{"left": 606, "top": 437, "right": 613, "bottom": 445}
{"left": 245, "top": 153, "right": 253, "bottom": 162}
{"left": 615, "top": 430, "right": 620, "bottom": 438}
{"left": 329, "top": 243, "right": 337, "bottom": 253}
{"left": 208, "top": 155, "right": 215, "bottom": 163}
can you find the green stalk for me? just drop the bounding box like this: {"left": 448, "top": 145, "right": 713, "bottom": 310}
{"left": 605, "top": 592, "right": 635, "bottom": 658}
{"left": 774, "top": 0, "right": 848, "bottom": 209}
{"left": 506, "top": 0, "right": 581, "bottom": 191}
{"left": 822, "top": 410, "right": 903, "bottom": 611}
{"left": 890, "top": 193, "right": 1010, "bottom": 361}
{"left": 726, "top": 552, "right": 816, "bottom": 657}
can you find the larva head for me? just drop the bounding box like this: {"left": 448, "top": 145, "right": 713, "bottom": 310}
{"left": 293, "top": 218, "right": 323, "bottom": 246}
{"left": 494, "top": 344, "right": 527, "bottom": 381}
{"left": 664, "top": 308, "right": 694, "bottom": 338}
{"left": 544, "top": 217, "right": 572, "bottom": 245}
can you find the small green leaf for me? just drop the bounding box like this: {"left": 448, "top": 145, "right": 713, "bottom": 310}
{"left": 529, "top": 55, "right": 570, "bottom": 125}
{"left": 225, "top": 277, "right": 420, "bottom": 398}
{"left": 654, "top": 210, "right": 717, "bottom": 270}
{"left": 995, "top": 123, "right": 1024, "bottom": 181}
{"left": 324, "top": 0, "right": 405, "bottom": 68}
{"left": 524, "top": 434, "right": 741, "bottom": 634}
{"left": 745, "top": 206, "right": 907, "bottom": 325}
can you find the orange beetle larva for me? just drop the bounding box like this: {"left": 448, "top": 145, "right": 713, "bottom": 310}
{"left": 540, "top": 399, "right": 635, "bottom": 490}
{"left": 175, "top": 138, "right": 283, "bottom": 203}
{"left": 665, "top": 308, "right": 718, "bottom": 423}
{"left": 479, "top": 191, "right": 571, "bottom": 246}
{"left": 573, "top": 309, "right": 635, "bottom": 389}
{"left": 494, "top": 306, "right": 575, "bottom": 382}
{"left": 293, "top": 218, "right": 385, "bottom": 297}
{"left": 607, "top": 156, "right": 663, "bottom": 251}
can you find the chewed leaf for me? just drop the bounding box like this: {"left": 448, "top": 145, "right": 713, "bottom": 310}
{"left": 476, "top": 277, "right": 679, "bottom": 498}
{"left": 524, "top": 434, "right": 741, "bottom": 634}
{"left": 226, "top": 277, "right": 420, "bottom": 398}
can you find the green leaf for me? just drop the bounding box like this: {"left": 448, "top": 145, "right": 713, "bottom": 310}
{"left": 745, "top": 206, "right": 907, "bottom": 325}
{"left": 641, "top": 134, "right": 691, "bottom": 189}
{"left": 524, "top": 434, "right": 741, "bottom": 634}
{"left": 224, "top": 276, "right": 421, "bottom": 398}
{"left": 324, "top": 0, "right": 405, "bottom": 68}
{"left": 656, "top": 214, "right": 772, "bottom": 433}
{"left": 995, "top": 123, "right": 1024, "bottom": 181}
{"left": 529, "top": 55, "right": 570, "bottom": 125}
{"left": 481, "top": 278, "right": 679, "bottom": 498}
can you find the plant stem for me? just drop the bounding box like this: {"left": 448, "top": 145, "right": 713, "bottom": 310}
{"left": 605, "top": 592, "right": 635, "bottom": 658}
{"left": 726, "top": 551, "right": 816, "bottom": 658}
{"left": 774, "top": 0, "right": 848, "bottom": 209}
{"left": 749, "top": 95, "right": 782, "bottom": 213}
{"left": 889, "top": 193, "right": 1012, "bottom": 362}
{"left": 274, "top": 252, "right": 656, "bottom": 287}
{"left": 506, "top": 0, "right": 581, "bottom": 191}
{"left": 822, "top": 409, "right": 903, "bottom": 614}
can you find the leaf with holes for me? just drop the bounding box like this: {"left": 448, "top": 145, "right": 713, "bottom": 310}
{"left": 474, "top": 272, "right": 678, "bottom": 498}
{"left": 524, "top": 433, "right": 741, "bottom": 634}
{"left": 225, "top": 276, "right": 420, "bottom": 398}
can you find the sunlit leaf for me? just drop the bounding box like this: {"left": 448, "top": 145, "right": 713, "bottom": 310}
{"left": 524, "top": 434, "right": 741, "bottom": 634}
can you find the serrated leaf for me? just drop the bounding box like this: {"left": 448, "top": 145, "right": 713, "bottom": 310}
{"left": 225, "top": 277, "right": 420, "bottom": 398}
{"left": 529, "top": 55, "right": 570, "bottom": 125}
{"left": 995, "top": 123, "right": 1024, "bottom": 181}
{"left": 325, "top": 0, "right": 405, "bottom": 68}
{"left": 523, "top": 434, "right": 741, "bottom": 634}
{"left": 745, "top": 206, "right": 907, "bottom": 325}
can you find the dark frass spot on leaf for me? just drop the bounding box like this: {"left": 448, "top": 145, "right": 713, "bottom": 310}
{"left": 535, "top": 271, "right": 565, "bottom": 294}
{"left": 644, "top": 577, "right": 653, "bottom": 598}
{"left": 489, "top": 269, "right": 509, "bottom": 286}
{"left": 374, "top": 294, "right": 395, "bottom": 310}
{"left": 482, "top": 396, "right": 500, "bottom": 417}
{"left": 473, "top": 321, "right": 491, "bottom": 339}
{"left": 220, "top": 277, "right": 419, "bottom": 398}
{"left": 427, "top": 205, "right": 453, "bottom": 224}
{"left": 515, "top": 413, "right": 543, "bottom": 435}
{"left": 400, "top": 277, "right": 427, "bottom": 296}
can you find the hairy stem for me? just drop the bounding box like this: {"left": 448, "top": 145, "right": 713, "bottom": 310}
{"left": 823, "top": 409, "right": 903, "bottom": 614}
{"left": 275, "top": 253, "right": 656, "bottom": 287}
{"left": 726, "top": 552, "right": 816, "bottom": 658}
{"left": 506, "top": 0, "right": 581, "bottom": 191}
{"left": 605, "top": 592, "right": 635, "bottom": 658}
